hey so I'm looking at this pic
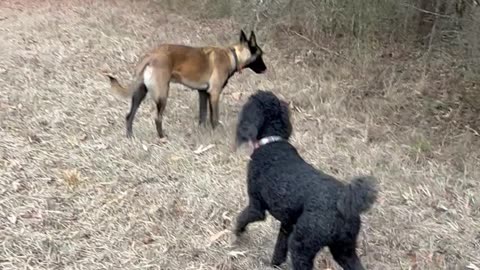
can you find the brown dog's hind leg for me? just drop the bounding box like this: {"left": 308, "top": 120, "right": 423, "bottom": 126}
{"left": 125, "top": 84, "right": 148, "bottom": 138}
{"left": 198, "top": 90, "right": 209, "bottom": 126}
{"left": 150, "top": 71, "right": 170, "bottom": 139}
{"left": 154, "top": 98, "right": 167, "bottom": 138}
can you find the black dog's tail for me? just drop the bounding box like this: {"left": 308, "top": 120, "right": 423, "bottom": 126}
{"left": 337, "top": 176, "right": 378, "bottom": 218}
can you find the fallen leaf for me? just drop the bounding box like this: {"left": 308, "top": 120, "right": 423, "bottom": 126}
{"left": 466, "top": 263, "right": 480, "bottom": 270}
{"left": 12, "top": 181, "right": 22, "bottom": 192}
{"left": 221, "top": 211, "right": 232, "bottom": 222}
{"left": 227, "top": 250, "right": 247, "bottom": 258}
{"left": 194, "top": 144, "right": 215, "bottom": 155}
{"left": 95, "top": 144, "right": 108, "bottom": 150}
{"left": 28, "top": 135, "right": 41, "bottom": 144}
{"left": 21, "top": 211, "right": 43, "bottom": 219}
{"left": 7, "top": 214, "right": 17, "bottom": 224}
{"left": 142, "top": 236, "right": 154, "bottom": 244}
{"left": 170, "top": 156, "right": 182, "bottom": 161}
{"left": 79, "top": 133, "right": 88, "bottom": 141}
{"left": 436, "top": 204, "right": 448, "bottom": 212}
{"left": 207, "top": 229, "right": 229, "bottom": 247}
{"left": 63, "top": 169, "right": 82, "bottom": 188}
{"left": 231, "top": 92, "right": 242, "bottom": 101}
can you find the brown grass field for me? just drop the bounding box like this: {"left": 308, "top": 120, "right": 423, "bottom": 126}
{"left": 0, "top": 0, "right": 479, "bottom": 269}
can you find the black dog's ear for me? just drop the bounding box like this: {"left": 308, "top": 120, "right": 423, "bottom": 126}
{"left": 240, "top": 30, "right": 248, "bottom": 43}
{"left": 279, "top": 99, "right": 293, "bottom": 138}
{"left": 235, "top": 97, "right": 264, "bottom": 148}
{"left": 249, "top": 31, "right": 257, "bottom": 47}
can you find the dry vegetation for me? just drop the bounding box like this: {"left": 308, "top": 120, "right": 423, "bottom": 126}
{"left": 0, "top": 0, "right": 479, "bottom": 269}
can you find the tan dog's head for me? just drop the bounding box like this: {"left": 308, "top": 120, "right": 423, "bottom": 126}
{"left": 235, "top": 30, "right": 267, "bottom": 74}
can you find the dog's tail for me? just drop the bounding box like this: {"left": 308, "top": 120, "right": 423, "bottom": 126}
{"left": 106, "top": 54, "right": 152, "bottom": 98}
{"left": 106, "top": 75, "right": 135, "bottom": 98}
{"left": 337, "top": 175, "right": 378, "bottom": 218}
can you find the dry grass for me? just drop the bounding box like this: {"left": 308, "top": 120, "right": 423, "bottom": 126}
{"left": 0, "top": 0, "right": 479, "bottom": 269}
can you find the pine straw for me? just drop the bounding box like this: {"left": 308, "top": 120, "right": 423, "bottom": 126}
{"left": 0, "top": 1, "right": 479, "bottom": 269}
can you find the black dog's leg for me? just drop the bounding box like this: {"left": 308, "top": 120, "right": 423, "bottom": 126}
{"left": 289, "top": 228, "right": 320, "bottom": 270}
{"left": 126, "top": 84, "right": 148, "bottom": 138}
{"left": 234, "top": 199, "right": 266, "bottom": 236}
{"left": 271, "top": 223, "right": 293, "bottom": 266}
{"left": 290, "top": 244, "right": 317, "bottom": 270}
{"left": 198, "top": 90, "right": 209, "bottom": 126}
{"left": 329, "top": 243, "right": 365, "bottom": 270}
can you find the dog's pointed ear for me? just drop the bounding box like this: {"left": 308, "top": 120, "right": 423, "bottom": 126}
{"left": 240, "top": 30, "right": 248, "bottom": 43}
{"left": 249, "top": 31, "right": 257, "bottom": 46}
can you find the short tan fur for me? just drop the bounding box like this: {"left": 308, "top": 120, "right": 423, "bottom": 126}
{"left": 107, "top": 30, "right": 267, "bottom": 138}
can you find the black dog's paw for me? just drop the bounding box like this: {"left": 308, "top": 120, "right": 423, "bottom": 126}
{"left": 232, "top": 228, "right": 248, "bottom": 246}
{"left": 158, "top": 135, "right": 168, "bottom": 142}
{"left": 233, "top": 227, "right": 246, "bottom": 237}
{"left": 262, "top": 258, "right": 284, "bottom": 269}
{"left": 271, "top": 255, "right": 289, "bottom": 269}
{"left": 271, "top": 258, "right": 284, "bottom": 267}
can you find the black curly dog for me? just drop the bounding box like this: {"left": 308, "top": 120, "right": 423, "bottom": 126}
{"left": 233, "top": 90, "right": 378, "bottom": 270}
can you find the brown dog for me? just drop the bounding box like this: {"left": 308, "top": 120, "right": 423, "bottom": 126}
{"left": 107, "top": 30, "right": 267, "bottom": 138}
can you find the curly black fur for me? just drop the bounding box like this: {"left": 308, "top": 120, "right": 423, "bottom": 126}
{"left": 234, "top": 90, "right": 378, "bottom": 270}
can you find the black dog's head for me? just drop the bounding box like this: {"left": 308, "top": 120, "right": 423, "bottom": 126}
{"left": 235, "top": 90, "right": 292, "bottom": 148}
{"left": 239, "top": 30, "right": 267, "bottom": 74}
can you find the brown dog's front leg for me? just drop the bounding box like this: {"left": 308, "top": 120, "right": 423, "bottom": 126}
{"left": 208, "top": 90, "right": 221, "bottom": 129}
